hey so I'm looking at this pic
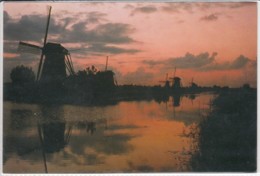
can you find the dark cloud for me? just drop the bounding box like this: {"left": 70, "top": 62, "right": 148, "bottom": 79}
{"left": 124, "top": 4, "right": 135, "bottom": 9}
{"left": 195, "top": 3, "right": 213, "bottom": 11}
{"left": 59, "top": 22, "right": 136, "bottom": 44}
{"left": 131, "top": 5, "right": 157, "bottom": 15}
{"left": 143, "top": 52, "right": 217, "bottom": 69}
{"left": 143, "top": 52, "right": 252, "bottom": 72}
{"left": 4, "top": 11, "right": 135, "bottom": 45}
{"left": 86, "top": 11, "right": 107, "bottom": 24}
{"left": 121, "top": 67, "right": 154, "bottom": 85}
{"left": 60, "top": 17, "right": 74, "bottom": 28}
{"left": 226, "top": 2, "right": 256, "bottom": 9}
{"left": 161, "top": 3, "right": 193, "bottom": 14}
{"left": 70, "top": 43, "right": 140, "bottom": 56}
{"left": 200, "top": 14, "right": 218, "bottom": 21}
{"left": 4, "top": 11, "right": 139, "bottom": 60}
{"left": 167, "top": 52, "right": 217, "bottom": 68}
{"left": 161, "top": 3, "right": 180, "bottom": 13}
{"left": 230, "top": 55, "right": 250, "bottom": 69}
{"left": 93, "top": 23, "right": 136, "bottom": 43}
{"left": 195, "top": 2, "right": 256, "bottom": 10}
{"left": 4, "top": 12, "right": 65, "bottom": 42}
{"left": 162, "top": 2, "right": 255, "bottom": 14}
{"left": 200, "top": 55, "right": 251, "bottom": 71}
{"left": 142, "top": 60, "right": 159, "bottom": 67}
{"left": 86, "top": 43, "right": 140, "bottom": 55}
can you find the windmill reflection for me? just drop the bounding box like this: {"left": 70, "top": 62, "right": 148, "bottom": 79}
{"left": 173, "top": 94, "right": 181, "bottom": 107}
{"left": 172, "top": 94, "right": 181, "bottom": 118}
{"left": 37, "top": 105, "right": 73, "bottom": 173}
{"left": 187, "top": 94, "right": 196, "bottom": 105}
{"left": 38, "top": 105, "right": 72, "bottom": 153}
{"left": 154, "top": 93, "right": 170, "bottom": 104}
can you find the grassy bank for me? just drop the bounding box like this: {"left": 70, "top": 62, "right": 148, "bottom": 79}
{"left": 190, "top": 89, "right": 257, "bottom": 172}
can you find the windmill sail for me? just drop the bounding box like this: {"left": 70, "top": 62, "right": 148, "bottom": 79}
{"left": 18, "top": 41, "right": 42, "bottom": 54}
{"left": 37, "top": 6, "right": 52, "bottom": 81}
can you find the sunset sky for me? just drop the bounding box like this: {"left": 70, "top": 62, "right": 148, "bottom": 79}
{"left": 3, "top": 2, "right": 257, "bottom": 87}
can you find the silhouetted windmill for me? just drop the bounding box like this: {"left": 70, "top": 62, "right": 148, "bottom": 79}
{"left": 159, "top": 73, "right": 170, "bottom": 88}
{"left": 18, "top": 6, "right": 75, "bottom": 84}
{"left": 169, "top": 67, "right": 182, "bottom": 90}
{"left": 190, "top": 77, "right": 198, "bottom": 89}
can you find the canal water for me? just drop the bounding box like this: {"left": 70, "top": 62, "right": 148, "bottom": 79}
{"left": 3, "top": 93, "right": 215, "bottom": 173}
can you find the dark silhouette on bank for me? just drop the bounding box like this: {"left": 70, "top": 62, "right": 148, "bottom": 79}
{"left": 189, "top": 88, "right": 256, "bottom": 172}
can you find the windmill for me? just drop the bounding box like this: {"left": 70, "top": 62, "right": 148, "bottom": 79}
{"left": 18, "top": 6, "right": 75, "bottom": 84}
{"left": 190, "top": 77, "right": 198, "bottom": 89}
{"left": 159, "top": 73, "right": 170, "bottom": 88}
{"left": 169, "top": 67, "right": 182, "bottom": 90}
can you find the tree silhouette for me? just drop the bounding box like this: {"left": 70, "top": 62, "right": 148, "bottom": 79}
{"left": 86, "top": 65, "right": 98, "bottom": 75}
{"left": 10, "top": 65, "right": 35, "bottom": 84}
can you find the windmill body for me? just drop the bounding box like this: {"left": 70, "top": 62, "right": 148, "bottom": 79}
{"left": 159, "top": 73, "right": 170, "bottom": 89}
{"left": 40, "top": 43, "right": 68, "bottom": 83}
{"left": 169, "top": 68, "right": 182, "bottom": 90}
{"left": 172, "top": 77, "right": 182, "bottom": 89}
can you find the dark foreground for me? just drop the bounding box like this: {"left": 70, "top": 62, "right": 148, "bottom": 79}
{"left": 190, "top": 89, "right": 257, "bottom": 172}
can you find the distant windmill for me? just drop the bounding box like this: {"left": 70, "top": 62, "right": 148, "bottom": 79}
{"left": 159, "top": 73, "right": 170, "bottom": 88}
{"left": 190, "top": 77, "right": 198, "bottom": 89}
{"left": 18, "top": 6, "right": 75, "bottom": 84}
{"left": 169, "top": 67, "right": 182, "bottom": 89}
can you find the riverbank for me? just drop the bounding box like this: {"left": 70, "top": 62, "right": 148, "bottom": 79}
{"left": 4, "top": 82, "right": 241, "bottom": 105}
{"left": 190, "top": 88, "right": 257, "bottom": 172}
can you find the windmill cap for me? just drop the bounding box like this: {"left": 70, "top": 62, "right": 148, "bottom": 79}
{"left": 43, "top": 42, "right": 69, "bottom": 54}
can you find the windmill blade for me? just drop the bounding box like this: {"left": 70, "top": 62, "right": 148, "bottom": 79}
{"left": 65, "top": 57, "right": 73, "bottom": 75}
{"left": 36, "top": 54, "right": 45, "bottom": 81}
{"left": 18, "top": 41, "right": 42, "bottom": 54}
{"left": 67, "top": 54, "right": 75, "bottom": 74}
{"left": 37, "top": 6, "right": 52, "bottom": 81}
{"left": 65, "top": 61, "right": 73, "bottom": 75}
{"left": 105, "top": 56, "right": 108, "bottom": 71}
{"left": 65, "top": 54, "right": 75, "bottom": 75}
{"left": 43, "top": 6, "right": 52, "bottom": 46}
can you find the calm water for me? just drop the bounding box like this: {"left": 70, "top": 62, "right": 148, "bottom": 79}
{"left": 3, "top": 93, "right": 215, "bottom": 173}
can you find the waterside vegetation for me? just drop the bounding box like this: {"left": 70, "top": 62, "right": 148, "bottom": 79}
{"left": 190, "top": 89, "right": 256, "bottom": 172}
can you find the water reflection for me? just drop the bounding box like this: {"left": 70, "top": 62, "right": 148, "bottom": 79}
{"left": 76, "top": 121, "right": 96, "bottom": 135}
{"left": 38, "top": 105, "right": 68, "bottom": 153}
{"left": 154, "top": 94, "right": 169, "bottom": 104}
{"left": 3, "top": 93, "right": 214, "bottom": 173}
{"left": 172, "top": 94, "right": 181, "bottom": 107}
{"left": 10, "top": 109, "right": 33, "bottom": 130}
